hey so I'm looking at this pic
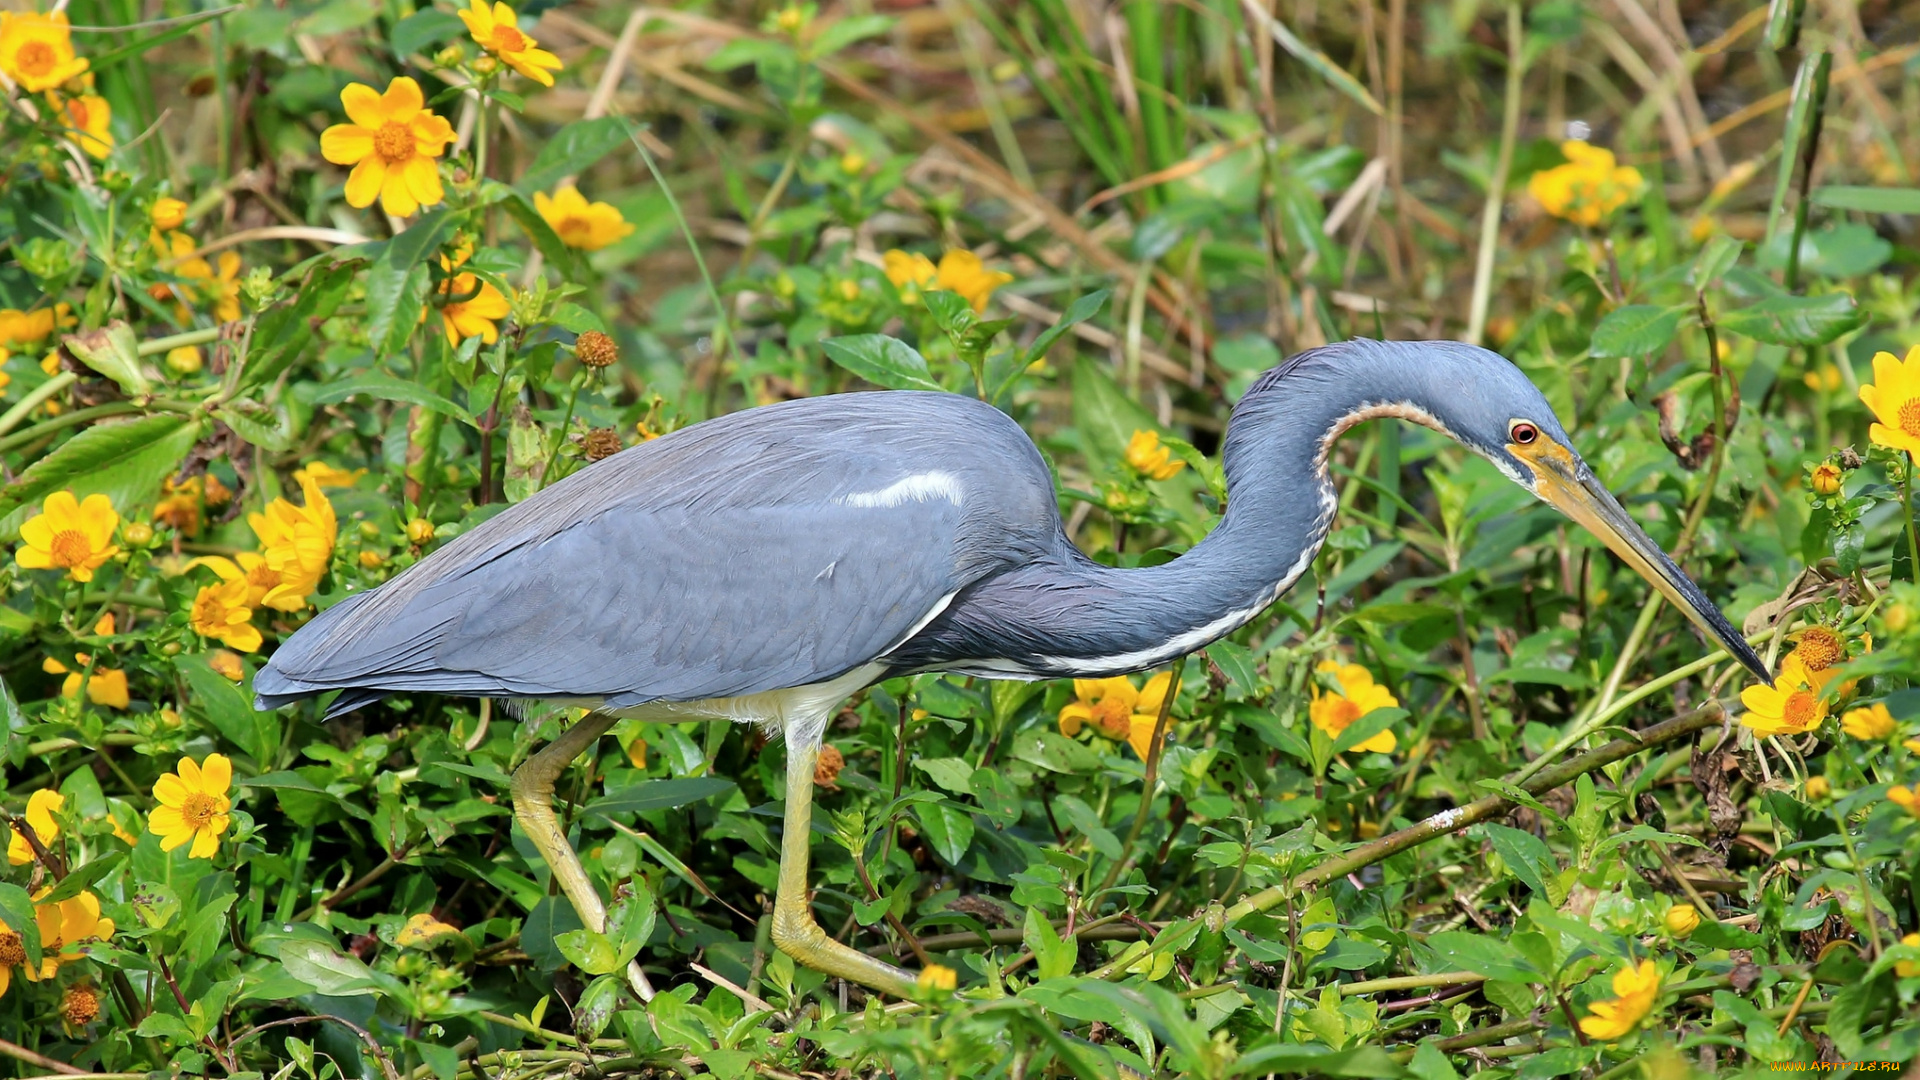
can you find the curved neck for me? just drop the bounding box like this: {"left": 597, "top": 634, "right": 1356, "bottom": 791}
{"left": 1001, "top": 346, "right": 1461, "bottom": 676}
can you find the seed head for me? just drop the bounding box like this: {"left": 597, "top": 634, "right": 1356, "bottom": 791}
{"left": 61, "top": 983, "right": 100, "bottom": 1026}
{"left": 812, "top": 744, "right": 844, "bottom": 787}
{"left": 582, "top": 427, "right": 623, "bottom": 462}
{"left": 406, "top": 518, "right": 435, "bottom": 544}
{"left": 575, "top": 330, "right": 618, "bottom": 369}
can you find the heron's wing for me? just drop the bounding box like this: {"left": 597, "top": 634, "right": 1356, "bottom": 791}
{"left": 257, "top": 393, "right": 1041, "bottom": 715}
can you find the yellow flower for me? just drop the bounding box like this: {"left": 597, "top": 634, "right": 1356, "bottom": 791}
{"left": 0, "top": 11, "right": 88, "bottom": 93}
{"left": 1663, "top": 904, "right": 1699, "bottom": 937}
{"left": 15, "top": 491, "right": 120, "bottom": 582}
{"left": 189, "top": 552, "right": 289, "bottom": 612}
{"left": 7, "top": 789, "right": 63, "bottom": 865}
{"left": 57, "top": 92, "right": 113, "bottom": 160}
{"left": 165, "top": 345, "right": 203, "bottom": 374}
{"left": 883, "top": 249, "right": 1014, "bottom": 313}
{"left": 1059, "top": 672, "right": 1173, "bottom": 758}
{"left": 150, "top": 197, "right": 186, "bottom": 232}
{"left": 247, "top": 475, "right": 337, "bottom": 610}
{"left": 1897, "top": 933, "right": 1920, "bottom": 978}
{"left": 434, "top": 265, "right": 511, "bottom": 345}
{"left": 1738, "top": 655, "right": 1827, "bottom": 737}
{"left": 320, "top": 77, "right": 454, "bottom": 218}
{"left": 1810, "top": 463, "right": 1842, "bottom": 495}
{"left": 626, "top": 736, "right": 647, "bottom": 769}
{"left": 1804, "top": 775, "right": 1831, "bottom": 800}
{"left": 188, "top": 564, "right": 262, "bottom": 653}
{"left": 153, "top": 474, "right": 203, "bottom": 537}
{"left": 179, "top": 250, "right": 242, "bottom": 323}
{"left": 1842, "top": 702, "right": 1896, "bottom": 741}
{"left": 1578, "top": 960, "right": 1660, "bottom": 1040}
{"left": 1308, "top": 661, "right": 1398, "bottom": 754}
{"left": 1804, "top": 364, "right": 1842, "bottom": 393}
{"left": 396, "top": 912, "right": 464, "bottom": 949}
{"left": 20, "top": 888, "right": 113, "bottom": 988}
{"left": 292, "top": 461, "right": 367, "bottom": 488}
{"left": 42, "top": 655, "right": 129, "bottom": 709}
{"left": 916, "top": 963, "right": 957, "bottom": 992}
{"left": 1890, "top": 786, "right": 1920, "bottom": 816}
{"left": 1527, "top": 141, "right": 1645, "bottom": 227}
{"left": 1124, "top": 429, "right": 1185, "bottom": 481}
{"left": 148, "top": 753, "right": 233, "bottom": 859}
{"left": 534, "top": 185, "right": 634, "bottom": 251}
{"left": 1859, "top": 344, "right": 1920, "bottom": 456}
{"left": 0, "top": 927, "right": 26, "bottom": 998}
{"left": 457, "top": 0, "right": 562, "bottom": 86}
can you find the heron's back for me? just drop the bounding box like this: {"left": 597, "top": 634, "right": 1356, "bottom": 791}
{"left": 256, "top": 392, "right": 1062, "bottom": 715}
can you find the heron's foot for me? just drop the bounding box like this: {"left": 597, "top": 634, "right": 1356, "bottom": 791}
{"left": 770, "top": 904, "right": 918, "bottom": 999}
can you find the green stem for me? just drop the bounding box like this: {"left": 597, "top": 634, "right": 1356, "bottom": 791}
{"left": 135, "top": 326, "right": 222, "bottom": 356}
{"left": 1903, "top": 453, "right": 1919, "bottom": 585}
{"left": 0, "top": 401, "right": 142, "bottom": 454}
{"left": 1465, "top": 1, "right": 1523, "bottom": 346}
{"left": 627, "top": 127, "right": 735, "bottom": 385}
{"left": 0, "top": 373, "right": 77, "bottom": 438}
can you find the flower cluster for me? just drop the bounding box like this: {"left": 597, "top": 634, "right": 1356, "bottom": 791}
{"left": 179, "top": 474, "right": 338, "bottom": 653}
{"left": 1058, "top": 672, "right": 1176, "bottom": 760}
{"left": 1123, "top": 430, "right": 1185, "bottom": 481}
{"left": 883, "top": 248, "right": 1014, "bottom": 313}
{"left": 0, "top": 888, "right": 114, "bottom": 999}
{"left": 1528, "top": 141, "right": 1645, "bottom": 227}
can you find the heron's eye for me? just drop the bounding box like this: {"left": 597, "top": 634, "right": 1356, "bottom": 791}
{"left": 1510, "top": 422, "right": 1539, "bottom": 445}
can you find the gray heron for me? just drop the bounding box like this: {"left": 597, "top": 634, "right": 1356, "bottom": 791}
{"left": 255, "top": 338, "right": 1767, "bottom": 1000}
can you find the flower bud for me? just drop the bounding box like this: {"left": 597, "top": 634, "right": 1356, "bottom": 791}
{"left": 359, "top": 550, "right": 385, "bottom": 569}
{"left": 406, "top": 518, "right": 435, "bottom": 544}
{"left": 1810, "top": 463, "right": 1842, "bottom": 496}
{"left": 916, "top": 963, "right": 957, "bottom": 993}
{"left": 150, "top": 197, "right": 187, "bottom": 231}
{"left": 1804, "top": 775, "right": 1831, "bottom": 799}
{"left": 1884, "top": 601, "right": 1916, "bottom": 636}
{"left": 165, "top": 345, "right": 203, "bottom": 374}
{"left": 839, "top": 150, "right": 867, "bottom": 175}
{"left": 472, "top": 55, "right": 497, "bottom": 74}
{"left": 1664, "top": 903, "right": 1700, "bottom": 936}
{"left": 123, "top": 521, "right": 154, "bottom": 546}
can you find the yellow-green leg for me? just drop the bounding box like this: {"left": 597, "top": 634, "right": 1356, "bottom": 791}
{"left": 772, "top": 730, "right": 919, "bottom": 998}
{"left": 510, "top": 709, "right": 656, "bottom": 1001}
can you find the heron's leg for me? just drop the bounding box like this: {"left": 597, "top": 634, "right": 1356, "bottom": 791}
{"left": 510, "top": 709, "right": 656, "bottom": 1001}
{"left": 771, "top": 725, "right": 919, "bottom": 998}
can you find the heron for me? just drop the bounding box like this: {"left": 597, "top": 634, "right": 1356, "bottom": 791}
{"left": 255, "top": 338, "right": 1767, "bottom": 1001}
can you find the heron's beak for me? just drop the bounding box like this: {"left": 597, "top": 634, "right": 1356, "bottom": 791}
{"left": 1525, "top": 447, "right": 1770, "bottom": 682}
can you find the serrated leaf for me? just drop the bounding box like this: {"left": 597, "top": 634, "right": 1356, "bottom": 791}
{"left": 1482, "top": 823, "right": 1554, "bottom": 898}
{"left": 555, "top": 928, "right": 622, "bottom": 975}
{"left": 916, "top": 802, "right": 975, "bottom": 866}
{"left": 1718, "top": 292, "right": 1867, "bottom": 346}
{"left": 239, "top": 259, "right": 358, "bottom": 393}
{"left": 64, "top": 322, "right": 151, "bottom": 399}
{"left": 364, "top": 211, "right": 455, "bottom": 358}
{"left": 277, "top": 938, "right": 390, "bottom": 997}
{"left": 821, "top": 335, "right": 942, "bottom": 391}
{"left": 912, "top": 756, "right": 976, "bottom": 795}
{"left": 1589, "top": 304, "right": 1687, "bottom": 358}
{"left": 1422, "top": 931, "right": 1539, "bottom": 983}
{"left": 0, "top": 413, "right": 202, "bottom": 538}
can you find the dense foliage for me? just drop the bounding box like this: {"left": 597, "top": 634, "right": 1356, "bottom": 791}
{"left": 1, "top": 0, "right": 1918, "bottom": 1076}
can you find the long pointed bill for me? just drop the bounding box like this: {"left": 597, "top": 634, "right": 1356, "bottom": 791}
{"left": 1530, "top": 454, "right": 1771, "bottom": 682}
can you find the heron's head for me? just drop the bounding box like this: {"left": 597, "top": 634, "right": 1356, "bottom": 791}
{"left": 1376, "top": 341, "right": 1770, "bottom": 682}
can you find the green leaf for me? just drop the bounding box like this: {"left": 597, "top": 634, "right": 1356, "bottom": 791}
{"left": 90, "top": 6, "right": 235, "bottom": 71}
{"left": 1421, "top": 931, "right": 1540, "bottom": 983}
{"left": 1692, "top": 235, "right": 1743, "bottom": 286}
{"left": 0, "top": 883, "right": 42, "bottom": 965}
{"left": 1023, "top": 289, "right": 1111, "bottom": 370}
{"left": 494, "top": 186, "right": 579, "bottom": 280}
{"left": 37, "top": 851, "right": 125, "bottom": 905}
{"left": 1332, "top": 706, "right": 1405, "bottom": 754}
{"left": 364, "top": 211, "right": 455, "bottom": 358}
{"left": 584, "top": 777, "right": 736, "bottom": 818}
{"left": 0, "top": 413, "right": 202, "bottom": 539}
{"left": 516, "top": 117, "right": 631, "bottom": 195}
{"left": 1237, "top": 3, "right": 1383, "bottom": 116}
{"left": 213, "top": 400, "right": 294, "bottom": 452}
{"left": 821, "top": 335, "right": 942, "bottom": 391}
{"left": 277, "top": 938, "right": 391, "bottom": 997}
{"left": 1812, "top": 185, "right": 1920, "bottom": 215}
{"left": 1718, "top": 293, "right": 1868, "bottom": 346}
{"left": 1023, "top": 907, "right": 1074, "bottom": 980}
{"left": 1010, "top": 729, "right": 1104, "bottom": 774}
{"left": 807, "top": 14, "right": 893, "bottom": 58}
{"left": 916, "top": 802, "right": 976, "bottom": 866}
{"left": 63, "top": 322, "right": 151, "bottom": 399}
{"left": 555, "top": 928, "right": 623, "bottom": 975}
{"left": 1070, "top": 356, "right": 1160, "bottom": 478}
{"left": 912, "top": 756, "right": 976, "bottom": 795}
{"left": 311, "top": 372, "right": 472, "bottom": 422}
{"left": 1229, "top": 1043, "right": 1407, "bottom": 1078}
{"left": 239, "top": 259, "right": 358, "bottom": 393}
{"left": 178, "top": 653, "right": 276, "bottom": 765}
{"left": 1589, "top": 304, "right": 1687, "bottom": 358}
{"left": 1481, "top": 823, "right": 1555, "bottom": 898}
{"left": 390, "top": 8, "right": 464, "bottom": 57}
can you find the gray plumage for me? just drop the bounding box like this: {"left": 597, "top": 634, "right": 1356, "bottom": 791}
{"left": 256, "top": 338, "right": 1765, "bottom": 718}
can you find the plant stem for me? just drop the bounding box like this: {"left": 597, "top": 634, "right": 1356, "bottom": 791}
{"left": 135, "top": 326, "right": 222, "bottom": 356}
{"left": 1903, "top": 453, "right": 1919, "bottom": 585}
{"left": 1465, "top": 1, "right": 1523, "bottom": 346}
{"left": 0, "top": 373, "right": 77, "bottom": 438}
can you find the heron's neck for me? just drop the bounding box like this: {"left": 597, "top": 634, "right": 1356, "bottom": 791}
{"left": 1009, "top": 350, "right": 1458, "bottom": 677}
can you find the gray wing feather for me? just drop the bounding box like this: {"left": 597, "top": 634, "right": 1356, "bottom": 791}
{"left": 256, "top": 392, "right": 1047, "bottom": 713}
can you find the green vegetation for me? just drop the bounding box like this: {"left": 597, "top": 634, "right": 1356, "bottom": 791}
{"left": 0, "top": 0, "right": 1917, "bottom": 1076}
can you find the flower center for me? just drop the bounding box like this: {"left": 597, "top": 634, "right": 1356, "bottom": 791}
{"left": 1794, "top": 628, "right": 1842, "bottom": 670}
{"left": 1325, "top": 698, "right": 1362, "bottom": 732}
{"left": 16, "top": 41, "right": 55, "bottom": 78}
{"left": 1783, "top": 691, "right": 1818, "bottom": 730}
{"left": 48, "top": 529, "right": 92, "bottom": 568}
{"left": 1091, "top": 696, "right": 1131, "bottom": 737}
{"left": 491, "top": 24, "right": 527, "bottom": 53}
{"left": 1899, "top": 398, "right": 1920, "bottom": 439}
{"left": 556, "top": 215, "right": 594, "bottom": 246}
{"left": 68, "top": 99, "right": 89, "bottom": 127}
{"left": 374, "top": 121, "right": 414, "bottom": 163}
{"left": 0, "top": 931, "right": 23, "bottom": 968}
{"left": 180, "top": 791, "right": 220, "bottom": 829}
